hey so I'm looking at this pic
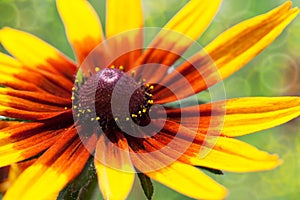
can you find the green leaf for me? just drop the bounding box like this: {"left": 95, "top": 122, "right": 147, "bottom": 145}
{"left": 137, "top": 173, "right": 154, "bottom": 200}
{"left": 57, "top": 157, "right": 98, "bottom": 200}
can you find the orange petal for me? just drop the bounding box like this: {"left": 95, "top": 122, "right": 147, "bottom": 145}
{"left": 95, "top": 132, "right": 135, "bottom": 200}
{"left": 0, "top": 106, "right": 72, "bottom": 121}
{"left": 151, "top": 2, "right": 299, "bottom": 104}
{"left": 133, "top": 0, "right": 221, "bottom": 82}
{"left": 0, "top": 27, "right": 77, "bottom": 79}
{"left": 56, "top": 0, "right": 104, "bottom": 63}
{"left": 128, "top": 139, "right": 227, "bottom": 199}
{"left": 167, "top": 97, "right": 300, "bottom": 137}
{"left": 3, "top": 128, "right": 96, "bottom": 200}
{"left": 0, "top": 69, "right": 72, "bottom": 97}
{"left": 0, "top": 74, "right": 44, "bottom": 92}
{"left": 0, "top": 87, "right": 71, "bottom": 107}
{"left": 0, "top": 121, "right": 20, "bottom": 130}
{"left": 126, "top": 119, "right": 205, "bottom": 172}
{"left": 151, "top": 53, "right": 216, "bottom": 104}
{"left": 0, "top": 117, "right": 73, "bottom": 167}
{"left": 0, "top": 94, "right": 66, "bottom": 112}
{"left": 0, "top": 129, "right": 62, "bottom": 168}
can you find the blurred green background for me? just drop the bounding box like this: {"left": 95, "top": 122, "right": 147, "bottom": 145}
{"left": 0, "top": 0, "right": 300, "bottom": 199}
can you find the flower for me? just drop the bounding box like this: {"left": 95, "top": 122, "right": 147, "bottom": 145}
{"left": 0, "top": 0, "right": 300, "bottom": 199}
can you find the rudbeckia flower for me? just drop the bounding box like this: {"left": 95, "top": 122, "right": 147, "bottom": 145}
{"left": 0, "top": 0, "right": 300, "bottom": 199}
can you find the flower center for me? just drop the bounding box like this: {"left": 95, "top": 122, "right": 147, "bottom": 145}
{"left": 75, "top": 68, "right": 152, "bottom": 131}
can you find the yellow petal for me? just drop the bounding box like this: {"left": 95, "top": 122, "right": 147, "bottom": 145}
{"left": 106, "top": 0, "right": 143, "bottom": 70}
{"left": 3, "top": 164, "right": 64, "bottom": 200}
{"left": 0, "top": 164, "right": 21, "bottom": 193}
{"left": 146, "top": 161, "right": 227, "bottom": 199}
{"left": 94, "top": 134, "right": 134, "bottom": 200}
{"left": 164, "top": 0, "right": 222, "bottom": 40}
{"left": 0, "top": 129, "right": 62, "bottom": 168}
{"left": 0, "top": 52, "right": 22, "bottom": 68}
{"left": 0, "top": 28, "right": 76, "bottom": 78}
{"left": 205, "top": 1, "right": 299, "bottom": 80}
{"left": 0, "top": 143, "right": 23, "bottom": 168}
{"left": 177, "top": 97, "right": 300, "bottom": 137}
{"left": 134, "top": 0, "right": 222, "bottom": 82}
{"left": 3, "top": 129, "right": 95, "bottom": 200}
{"left": 190, "top": 136, "right": 281, "bottom": 172}
{"left": 106, "top": 0, "right": 143, "bottom": 37}
{"left": 56, "top": 0, "right": 104, "bottom": 63}
{"left": 222, "top": 97, "right": 300, "bottom": 137}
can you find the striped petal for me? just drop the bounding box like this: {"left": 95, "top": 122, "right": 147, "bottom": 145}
{"left": 0, "top": 28, "right": 77, "bottom": 79}
{"left": 0, "top": 115, "right": 73, "bottom": 167}
{"left": 206, "top": 1, "right": 299, "bottom": 80}
{"left": 0, "top": 53, "right": 73, "bottom": 97}
{"left": 56, "top": 0, "right": 104, "bottom": 63}
{"left": 106, "top": 0, "right": 143, "bottom": 70}
{"left": 0, "top": 76, "right": 42, "bottom": 93}
{"left": 166, "top": 97, "right": 300, "bottom": 137}
{"left": 146, "top": 161, "right": 227, "bottom": 199}
{"left": 0, "top": 94, "right": 66, "bottom": 112}
{"left": 95, "top": 133, "right": 135, "bottom": 200}
{"left": 0, "top": 106, "right": 72, "bottom": 121}
{"left": 221, "top": 97, "right": 300, "bottom": 137}
{"left": 151, "top": 2, "right": 299, "bottom": 103}
{"left": 130, "top": 119, "right": 280, "bottom": 173}
{"left": 3, "top": 128, "right": 96, "bottom": 200}
{"left": 190, "top": 137, "right": 281, "bottom": 172}
{"left": 150, "top": 51, "right": 219, "bottom": 104}
{"left": 0, "top": 129, "right": 62, "bottom": 168}
{"left": 134, "top": 0, "right": 221, "bottom": 82}
{"left": 0, "top": 87, "right": 71, "bottom": 107}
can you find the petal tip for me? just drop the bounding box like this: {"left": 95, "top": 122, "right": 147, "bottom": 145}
{"left": 267, "top": 154, "right": 282, "bottom": 170}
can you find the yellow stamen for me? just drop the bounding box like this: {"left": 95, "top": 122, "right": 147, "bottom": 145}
{"left": 131, "top": 71, "right": 135, "bottom": 77}
{"left": 147, "top": 100, "right": 153, "bottom": 104}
